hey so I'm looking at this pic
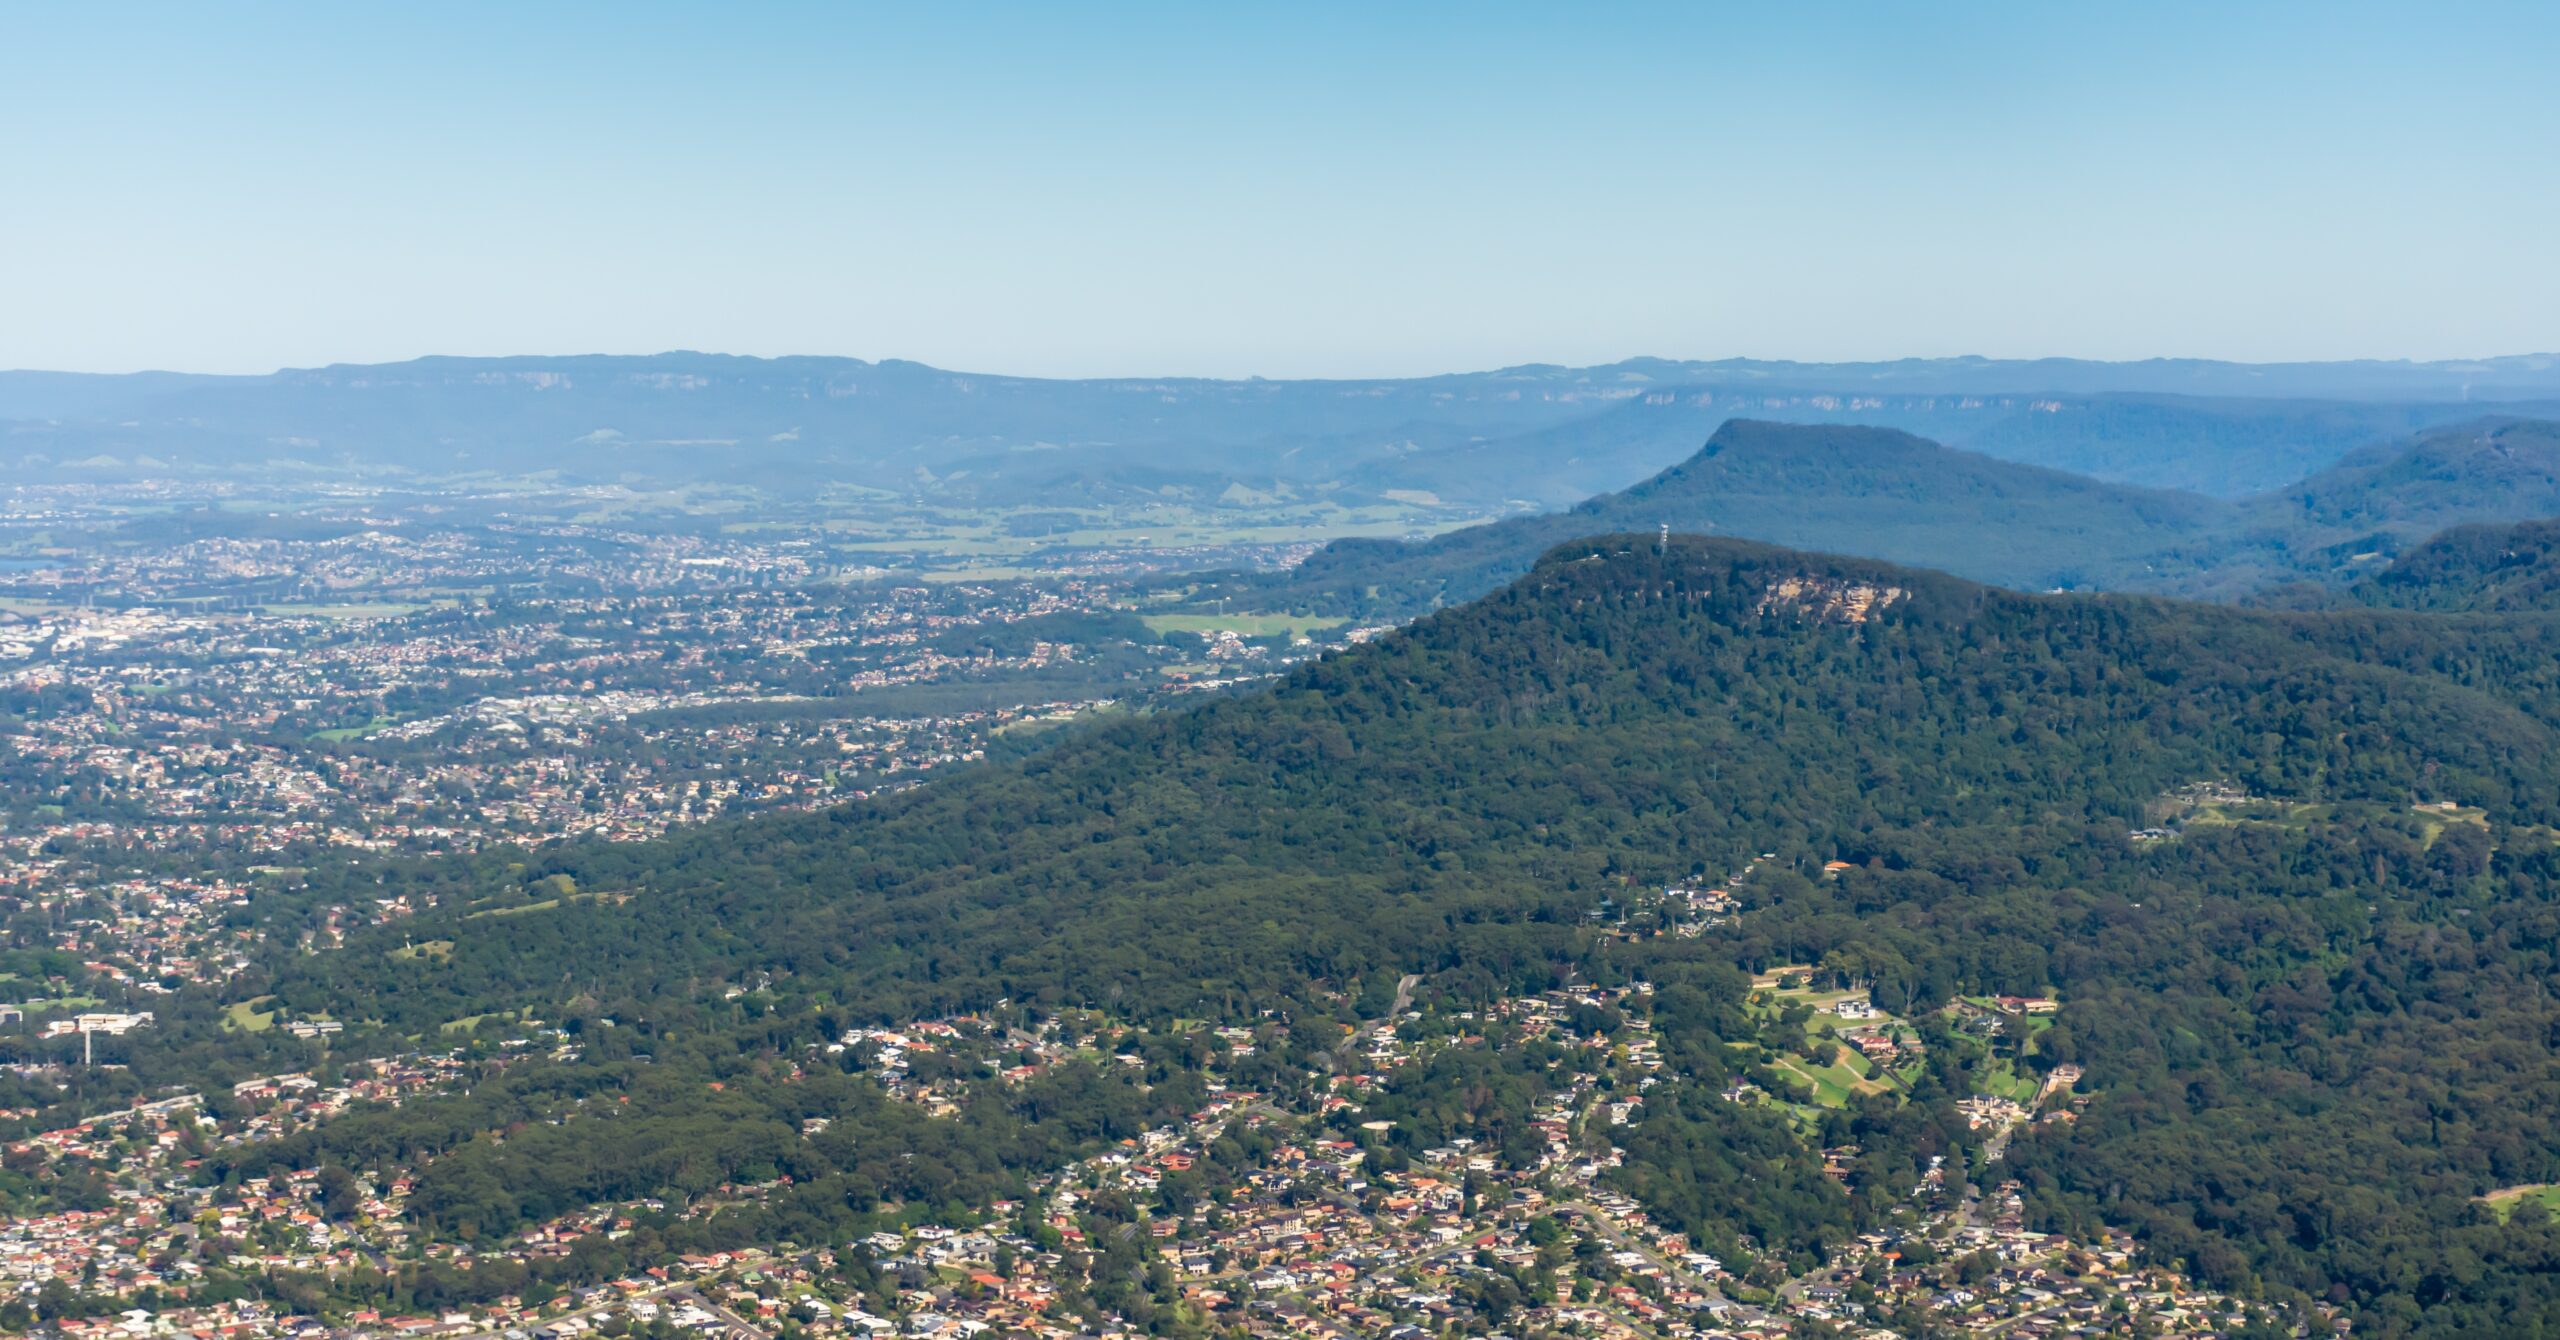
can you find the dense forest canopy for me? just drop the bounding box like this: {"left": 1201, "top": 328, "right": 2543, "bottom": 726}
{"left": 2360, "top": 516, "right": 2560, "bottom": 612}
{"left": 11, "top": 531, "right": 2545, "bottom": 1332}
{"left": 168, "top": 532, "right": 2560, "bottom": 1333}
{"left": 279, "top": 535, "right": 2560, "bottom": 1024}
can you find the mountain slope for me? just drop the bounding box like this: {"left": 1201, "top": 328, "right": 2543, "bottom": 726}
{"left": 1938, "top": 393, "right": 2559, "bottom": 496}
{"left": 301, "top": 536, "right": 2560, "bottom": 1024}
{"left": 2251, "top": 416, "right": 2560, "bottom": 539}
{"left": 1353, "top": 390, "right": 2548, "bottom": 508}
{"left": 244, "top": 533, "right": 2560, "bottom": 1333}
{"left": 1222, "top": 416, "right": 2560, "bottom": 616}
{"left": 1220, "top": 420, "right": 2235, "bottom": 614}
{"left": 2178, "top": 418, "right": 2560, "bottom": 593}
{"left": 277, "top": 536, "right": 2560, "bottom": 1056}
{"left": 2358, "top": 517, "right": 2560, "bottom": 612}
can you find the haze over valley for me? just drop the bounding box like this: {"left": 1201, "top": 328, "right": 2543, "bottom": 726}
{"left": 7, "top": 6, "right": 2560, "bottom": 1340}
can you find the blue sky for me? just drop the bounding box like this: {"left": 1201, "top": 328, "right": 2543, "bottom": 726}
{"left": 4, "top": 2, "right": 2556, "bottom": 376}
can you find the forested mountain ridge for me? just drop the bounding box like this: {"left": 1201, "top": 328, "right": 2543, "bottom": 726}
{"left": 1210, "top": 417, "right": 2560, "bottom": 616}
{"left": 2359, "top": 516, "right": 2560, "bottom": 612}
{"left": 208, "top": 533, "right": 2560, "bottom": 1333}
{"left": 2250, "top": 416, "right": 2560, "bottom": 543}
{"left": 1347, "top": 389, "right": 2560, "bottom": 506}
{"left": 277, "top": 534, "right": 2560, "bottom": 1031}
{"left": 1211, "top": 422, "right": 2235, "bottom": 614}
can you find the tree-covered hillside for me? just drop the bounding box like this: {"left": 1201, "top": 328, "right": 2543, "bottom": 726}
{"left": 208, "top": 534, "right": 2560, "bottom": 1333}
{"left": 1205, "top": 417, "right": 2560, "bottom": 617}
{"left": 2276, "top": 418, "right": 2560, "bottom": 530}
{"left": 1349, "top": 389, "right": 2545, "bottom": 507}
{"left": 2359, "top": 517, "right": 2560, "bottom": 612}
{"left": 284, "top": 534, "right": 2560, "bottom": 1031}
{"left": 1214, "top": 421, "right": 2237, "bottom": 615}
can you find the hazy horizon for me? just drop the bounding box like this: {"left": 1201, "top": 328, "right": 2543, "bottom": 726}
{"left": 7, "top": 3, "right": 2557, "bottom": 378}
{"left": 13, "top": 348, "right": 2560, "bottom": 384}
{"left": 7, "top": 11, "right": 2560, "bottom": 1333}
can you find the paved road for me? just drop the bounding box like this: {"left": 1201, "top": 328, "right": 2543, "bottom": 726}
{"left": 444, "top": 1254, "right": 772, "bottom": 1340}
{"left": 1959, "top": 1116, "right": 2024, "bottom": 1231}
{"left": 678, "top": 1284, "right": 774, "bottom": 1337}
{"left": 1564, "top": 1199, "right": 1774, "bottom": 1330}
{"left": 1333, "top": 974, "right": 1422, "bottom": 1063}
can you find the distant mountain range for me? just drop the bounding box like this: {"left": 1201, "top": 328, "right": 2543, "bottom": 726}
{"left": 1194, "top": 417, "right": 2560, "bottom": 614}
{"left": 6, "top": 352, "right": 2558, "bottom": 506}
{"left": 1345, "top": 390, "right": 2560, "bottom": 504}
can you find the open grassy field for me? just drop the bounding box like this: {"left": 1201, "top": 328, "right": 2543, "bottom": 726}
{"left": 917, "top": 566, "right": 1049, "bottom": 582}
{"left": 2482, "top": 1185, "right": 2560, "bottom": 1221}
{"left": 2180, "top": 797, "right": 2492, "bottom": 849}
{"left": 441, "top": 1007, "right": 532, "bottom": 1035}
{"left": 20, "top": 995, "right": 102, "bottom": 1012}
{"left": 258, "top": 600, "right": 435, "bottom": 619}
{"left": 2180, "top": 798, "right": 2341, "bottom": 831}
{"left": 1141, "top": 612, "right": 1347, "bottom": 639}
{"left": 1974, "top": 1057, "right": 2044, "bottom": 1103}
{"left": 1739, "top": 969, "right": 1930, "bottom": 1117}
{"left": 1771, "top": 1046, "right": 1897, "bottom": 1103}
{"left": 463, "top": 890, "right": 627, "bottom": 920}
{"left": 309, "top": 716, "right": 396, "bottom": 742}
{"left": 223, "top": 998, "right": 278, "bottom": 1033}
{"left": 823, "top": 499, "right": 1500, "bottom": 571}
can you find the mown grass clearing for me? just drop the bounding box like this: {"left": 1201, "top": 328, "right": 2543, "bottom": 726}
{"left": 1142, "top": 612, "right": 1347, "bottom": 638}
{"left": 463, "top": 890, "right": 627, "bottom": 919}
{"left": 258, "top": 601, "right": 435, "bottom": 619}
{"left": 310, "top": 716, "right": 396, "bottom": 742}
{"left": 2482, "top": 1185, "right": 2560, "bottom": 1221}
{"left": 441, "top": 1007, "right": 531, "bottom": 1035}
{"left": 1975, "top": 1057, "right": 2044, "bottom": 1104}
{"left": 223, "top": 998, "right": 278, "bottom": 1033}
